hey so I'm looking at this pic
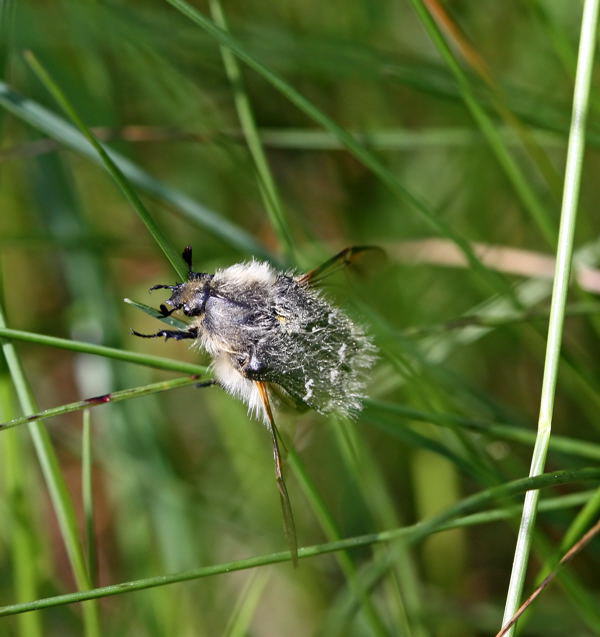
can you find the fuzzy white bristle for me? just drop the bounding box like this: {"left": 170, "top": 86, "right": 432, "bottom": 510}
{"left": 213, "top": 260, "right": 276, "bottom": 287}
{"left": 211, "top": 354, "right": 267, "bottom": 423}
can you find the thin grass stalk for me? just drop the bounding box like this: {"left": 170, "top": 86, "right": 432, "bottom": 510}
{"left": 410, "top": 0, "right": 555, "bottom": 246}
{"left": 287, "top": 449, "right": 390, "bottom": 636}
{"left": 0, "top": 303, "right": 101, "bottom": 636}
{"left": 208, "top": 0, "right": 296, "bottom": 264}
{"left": 163, "top": 0, "right": 519, "bottom": 301}
{"left": 0, "top": 327, "right": 208, "bottom": 375}
{"left": 0, "top": 376, "right": 204, "bottom": 431}
{"left": 0, "top": 83, "right": 265, "bottom": 257}
{"left": 0, "top": 375, "right": 42, "bottom": 637}
{"left": 82, "top": 409, "right": 97, "bottom": 586}
{"left": 500, "top": 2, "right": 599, "bottom": 633}
{"left": 23, "top": 52, "right": 187, "bottom": 280}
{"left": 0, "top": 468, "right": 597, "bottom": 617}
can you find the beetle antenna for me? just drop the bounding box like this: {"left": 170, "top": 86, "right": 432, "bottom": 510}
{"left": 182, "top": 246, "right": 193, "bottom": 275}
{"left": 149, "top": 284, "right": 175, "bottom": 291}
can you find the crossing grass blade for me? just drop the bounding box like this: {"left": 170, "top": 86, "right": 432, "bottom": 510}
{"left": 0, "top": 467, "right": 597, "bottom": 617}
{"left": 0, "top": 82, "right": 265, "bottom": 257}
{"left": 24, "top": 51, "right": 187, "bottom": 280}
{"left": 0, "top": 376, "right": 205, "bottom": 431}
{"left": 500, "top": 2, "right": 600, "bottom": 632}
{"left": 0, "top": 327, "right": 208, "bottom": 375}
{"left": 208, "top": 0, "right": 296, "bottom": 264}
{"left": 0, "top": 302, "right": 101, "bottom": 637}
{"left": 163, "top": 0, "right": 518, "bottom": 300}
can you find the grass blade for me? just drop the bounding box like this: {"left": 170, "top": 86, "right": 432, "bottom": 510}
{"left": 0, "top": 327, "right": 208, "bottom": 375}
{"left": 208, "top": 0, "right": 296, "bottom": 263}
{"left": 0, "top": 82, "right": 265, "bottom": 257}
{"left": 0, "top": 467, "right": 597, "bottom": 617}
{"left": 24, "top": 51, "right": 186, "bottom": 280}
{"left": 500, "top": 2, "right": 600, "bottom": 633}
{"left": 0, "top": 376, "right": 203, "bottom": 431}
{"left": 0, "top": 301, "right": 101, "bottom": 636}
{"left": 163, "top": 0, "right": 515, "bottom": 299}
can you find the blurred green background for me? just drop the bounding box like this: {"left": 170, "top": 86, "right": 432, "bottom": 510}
{"left": 1, "top": 1, "right": 599, "bottom": 635}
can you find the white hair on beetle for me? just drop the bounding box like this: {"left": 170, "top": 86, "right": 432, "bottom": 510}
{"left": 211, "top": 353, "right": 264, "bottom": 420}
{"left": 213, "top": 260, "right": 277, "bottom": 288}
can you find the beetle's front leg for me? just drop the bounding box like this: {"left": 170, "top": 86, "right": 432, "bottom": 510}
{"left": 131, "top": 327, "right": 198, "bottom": 341}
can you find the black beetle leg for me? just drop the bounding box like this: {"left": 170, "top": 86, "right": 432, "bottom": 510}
{"left": 131, "top": 327, "right": 198, "bottom": 341}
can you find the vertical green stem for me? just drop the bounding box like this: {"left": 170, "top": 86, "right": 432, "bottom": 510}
{"left": 23, "top": 51, "right": 187, "bottom": 281}
{"left": 208, "top": 0, "right": 296, "bottom": 264}
{"left": 0, "top": 303, "right": 101, "bottom": 637}
{"left": 500, "top": 1, "right": 599, "bottom": 633}
{"left": 0, "top": 375, "right": 42, "bottom": 637}
{"left": 82, "top": 409, "right": 97, "bottom": 586}
{"left": 287, "top": 448, "right": 389, "bottom": 636}
{"left": 410, "top": 0, "right": 556, "bottom": 246}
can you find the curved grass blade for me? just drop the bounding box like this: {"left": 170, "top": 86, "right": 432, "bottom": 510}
{"left": 0, "top": 303, "right": 101, "bottom": 636}
{"left": 0, "top": 468, "right": 597, "bottom": 616}
{"left": 0, "top": 82, "right": 265, "bottom": 257}
{"left": 0, "top": 375, "right": 205, "bottom": 431}
{"left": 163, "top": 0, "right": 515, "bottom": 300}
{"left": 24, "top": 51, "right": 187, "bottom": 280}
{"left": 208, "top": 0, "right": 295, "bottom": 264}
{"left": 0, "top": 327, "right": 208, "bottom": 375}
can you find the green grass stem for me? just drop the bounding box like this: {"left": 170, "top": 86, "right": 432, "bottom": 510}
{"left": 208, "top": 0, "right": 296, "bottom": 264}
{"left": 24, "top": 52, "right": 187, "bottom": 280}
{"left": 0, "top": 376, "right": 207, "bottom": 431}
{"left": 163, "top": 0, "right": 516, "bottom": 299}
{"left": 500, "top": 2, "right": 600, "bottom": 633}
{"left": 0, "top": 303, "right": 101, "bottom": 636}
{"left": 0, "top": 327, "right": 208, "bottom": 375}
{"left": 0, "top": 467, "right": 597, "bottom": 618}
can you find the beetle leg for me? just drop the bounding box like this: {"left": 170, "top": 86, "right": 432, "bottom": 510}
{"left": 131, "top": 327, "right": 198, "bottom": 341}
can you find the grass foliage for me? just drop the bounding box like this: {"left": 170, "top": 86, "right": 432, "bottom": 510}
{"left": 1, "top": 1, "right": 599, "bottom": 635}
